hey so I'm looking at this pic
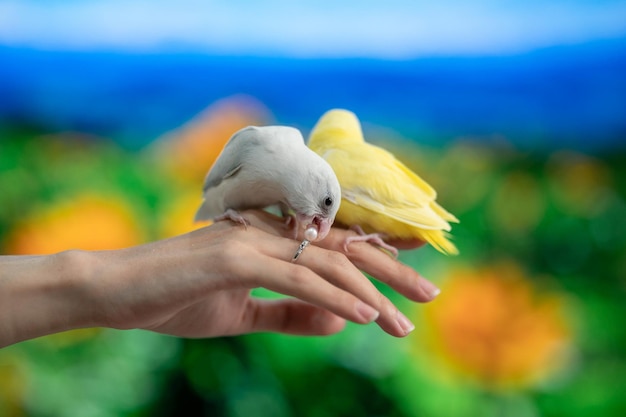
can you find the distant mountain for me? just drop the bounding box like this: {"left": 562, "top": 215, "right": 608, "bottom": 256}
{"left": 1, "top": 37, "right": 625, "bottom": 150}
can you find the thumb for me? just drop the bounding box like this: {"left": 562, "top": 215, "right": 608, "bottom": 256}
{"left": 242, "top": 298, "right": 347, "bottom": 336}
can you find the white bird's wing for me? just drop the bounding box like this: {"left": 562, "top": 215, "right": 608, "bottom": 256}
{"left": 194, "top": 127, "right": 260, "bottom": 221}
{"left": 201, "top": 127, "right": 256, "bottom": 191}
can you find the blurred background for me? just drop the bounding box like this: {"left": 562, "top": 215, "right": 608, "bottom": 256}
{"left": 1, "top": 0, "right": 625, "bottom": 416}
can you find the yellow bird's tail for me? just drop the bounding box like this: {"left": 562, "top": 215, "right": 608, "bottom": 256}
{"left": 420, "top": 229, "right": 459, "bottom": 255}
{"left": 432, "top": 200, "right": 459, "bottom": 224}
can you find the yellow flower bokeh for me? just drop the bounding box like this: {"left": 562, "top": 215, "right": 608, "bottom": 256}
{"left": 419, "top": 262, "right": 573, "bottom": 391}
{"left": 432, "top": 141, "right": 498, "bottom": 212}
{"left": 3, "top": 193, "right": 145, "bottom": 254}
{"left": 546, "top": 151, "right": 613, "bottom": 218}
{"left": 0, "top": 352, "right": 27, "bottom": 417}
{"left": 158, "top": 187, "right": 212, "bottom": 239}
{"left": 488, "top": 171, "right": 546, "bottom": 235}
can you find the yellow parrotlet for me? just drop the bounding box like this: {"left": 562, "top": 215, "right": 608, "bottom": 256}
{"left": 307, "top": 109, "right": 459, "bottom": 255}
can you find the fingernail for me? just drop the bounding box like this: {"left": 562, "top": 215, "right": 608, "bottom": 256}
{"left": 419, "top": 276, "right": 441, "bottom": 299}
{"left": 356, "top": 302, "right": 380, "bottom": 323}
{"left": 397, "top": 310, "right": 415, "bottom": 335}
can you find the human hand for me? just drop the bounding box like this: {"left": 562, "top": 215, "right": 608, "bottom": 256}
{"left": 90, "top": 210, "right": 438, "bottom": 340}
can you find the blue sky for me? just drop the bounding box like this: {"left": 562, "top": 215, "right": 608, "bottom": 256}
{"left": 1, "top": 0, "right": 626, "bottom": 57}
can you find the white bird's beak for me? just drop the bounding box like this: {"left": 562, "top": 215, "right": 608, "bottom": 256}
{"left": 315, "top": 216, "right": 332, "bottom": 241}
{"left": 296, "top": 214, "right": 333, "bottom": 241}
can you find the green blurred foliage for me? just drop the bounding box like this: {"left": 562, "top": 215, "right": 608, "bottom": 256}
{"left": 1, "top": 119, "right": 625, "bottom": 416}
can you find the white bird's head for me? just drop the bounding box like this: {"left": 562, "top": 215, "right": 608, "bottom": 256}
{"left": 285, "top": 149, "right": 341, "bottom": 242}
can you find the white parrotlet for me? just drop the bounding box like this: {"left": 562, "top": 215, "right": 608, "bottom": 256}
{"left": 195, "top": 125, "right": 341, "bottom": 242}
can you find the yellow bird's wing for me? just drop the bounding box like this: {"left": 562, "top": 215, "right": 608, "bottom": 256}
{"left": 324, "top": 143, "right": 454, "bottom": 231}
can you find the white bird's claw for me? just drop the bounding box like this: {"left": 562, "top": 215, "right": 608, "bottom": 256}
{"left": 215, "top": 209, "right": 250, "bottom": 229}
{"left": 282, "top": 214, "right": 299, "bottom": 239}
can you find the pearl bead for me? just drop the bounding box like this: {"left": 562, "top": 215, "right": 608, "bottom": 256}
{"left": 304, "top": 226, "right": 318, "bottom": 241}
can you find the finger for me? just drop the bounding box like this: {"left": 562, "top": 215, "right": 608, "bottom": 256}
{"left": 232, "top": 239, "right": 381, "bottom": 327}
{"left": 240, "top": 298, "right": 347, "bottom": 335}
{"left": 234, "top": 214, "right": 418, "bottom": 336}
{"left": 313, "top": 228, "right": 440, "bottom": 303}
{"left": 248, "top": 258, "right": 381, "bottom": 326}
{"left": 345, "top": 239, "right": 440, "bottom": 302}
{"left": 288, "top": 243, "right": 416, "bottom": 337}
{"left": 249, "top": 239, "right": 414, "bottom": 337}
{"left": 331, "top": 222, "right": 427, "bottom": 250}
{"left": 386, "top": 239, "right": 427, "bottom": 250}
{"left": 241, "top": 210, "right": 294, "bottom": 236}
{"left": 241, "top": 211, "right": 439, "bottom": 302}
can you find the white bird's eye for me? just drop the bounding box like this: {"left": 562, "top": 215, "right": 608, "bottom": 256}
{"left": 324, "top": 197, "right": 333, "bottom": 207}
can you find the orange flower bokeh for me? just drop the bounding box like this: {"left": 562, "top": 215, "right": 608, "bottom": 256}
{"left": 419, "top": 263, "right": 573, "bottom": 390}
{"left": 152, "top": 95, "right": 271, "bottom": 185}
{"left": 3, "top": 193, "right": 145, "bottom": 255}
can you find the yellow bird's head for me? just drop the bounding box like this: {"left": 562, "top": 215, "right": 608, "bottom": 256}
{"left": 308, "top": 108, "right": 365, "bottom": 151}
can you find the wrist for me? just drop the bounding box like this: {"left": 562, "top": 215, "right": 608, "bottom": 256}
{"left": 0, "top": 250, "right": 101, "bottom": 347}
{"left": 48, "top": 250, "right": 104, "bottom": 330}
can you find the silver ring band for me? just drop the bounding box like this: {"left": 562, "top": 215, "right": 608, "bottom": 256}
{"left": 291, "top": 239, "right": 310, "bottom": 263}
